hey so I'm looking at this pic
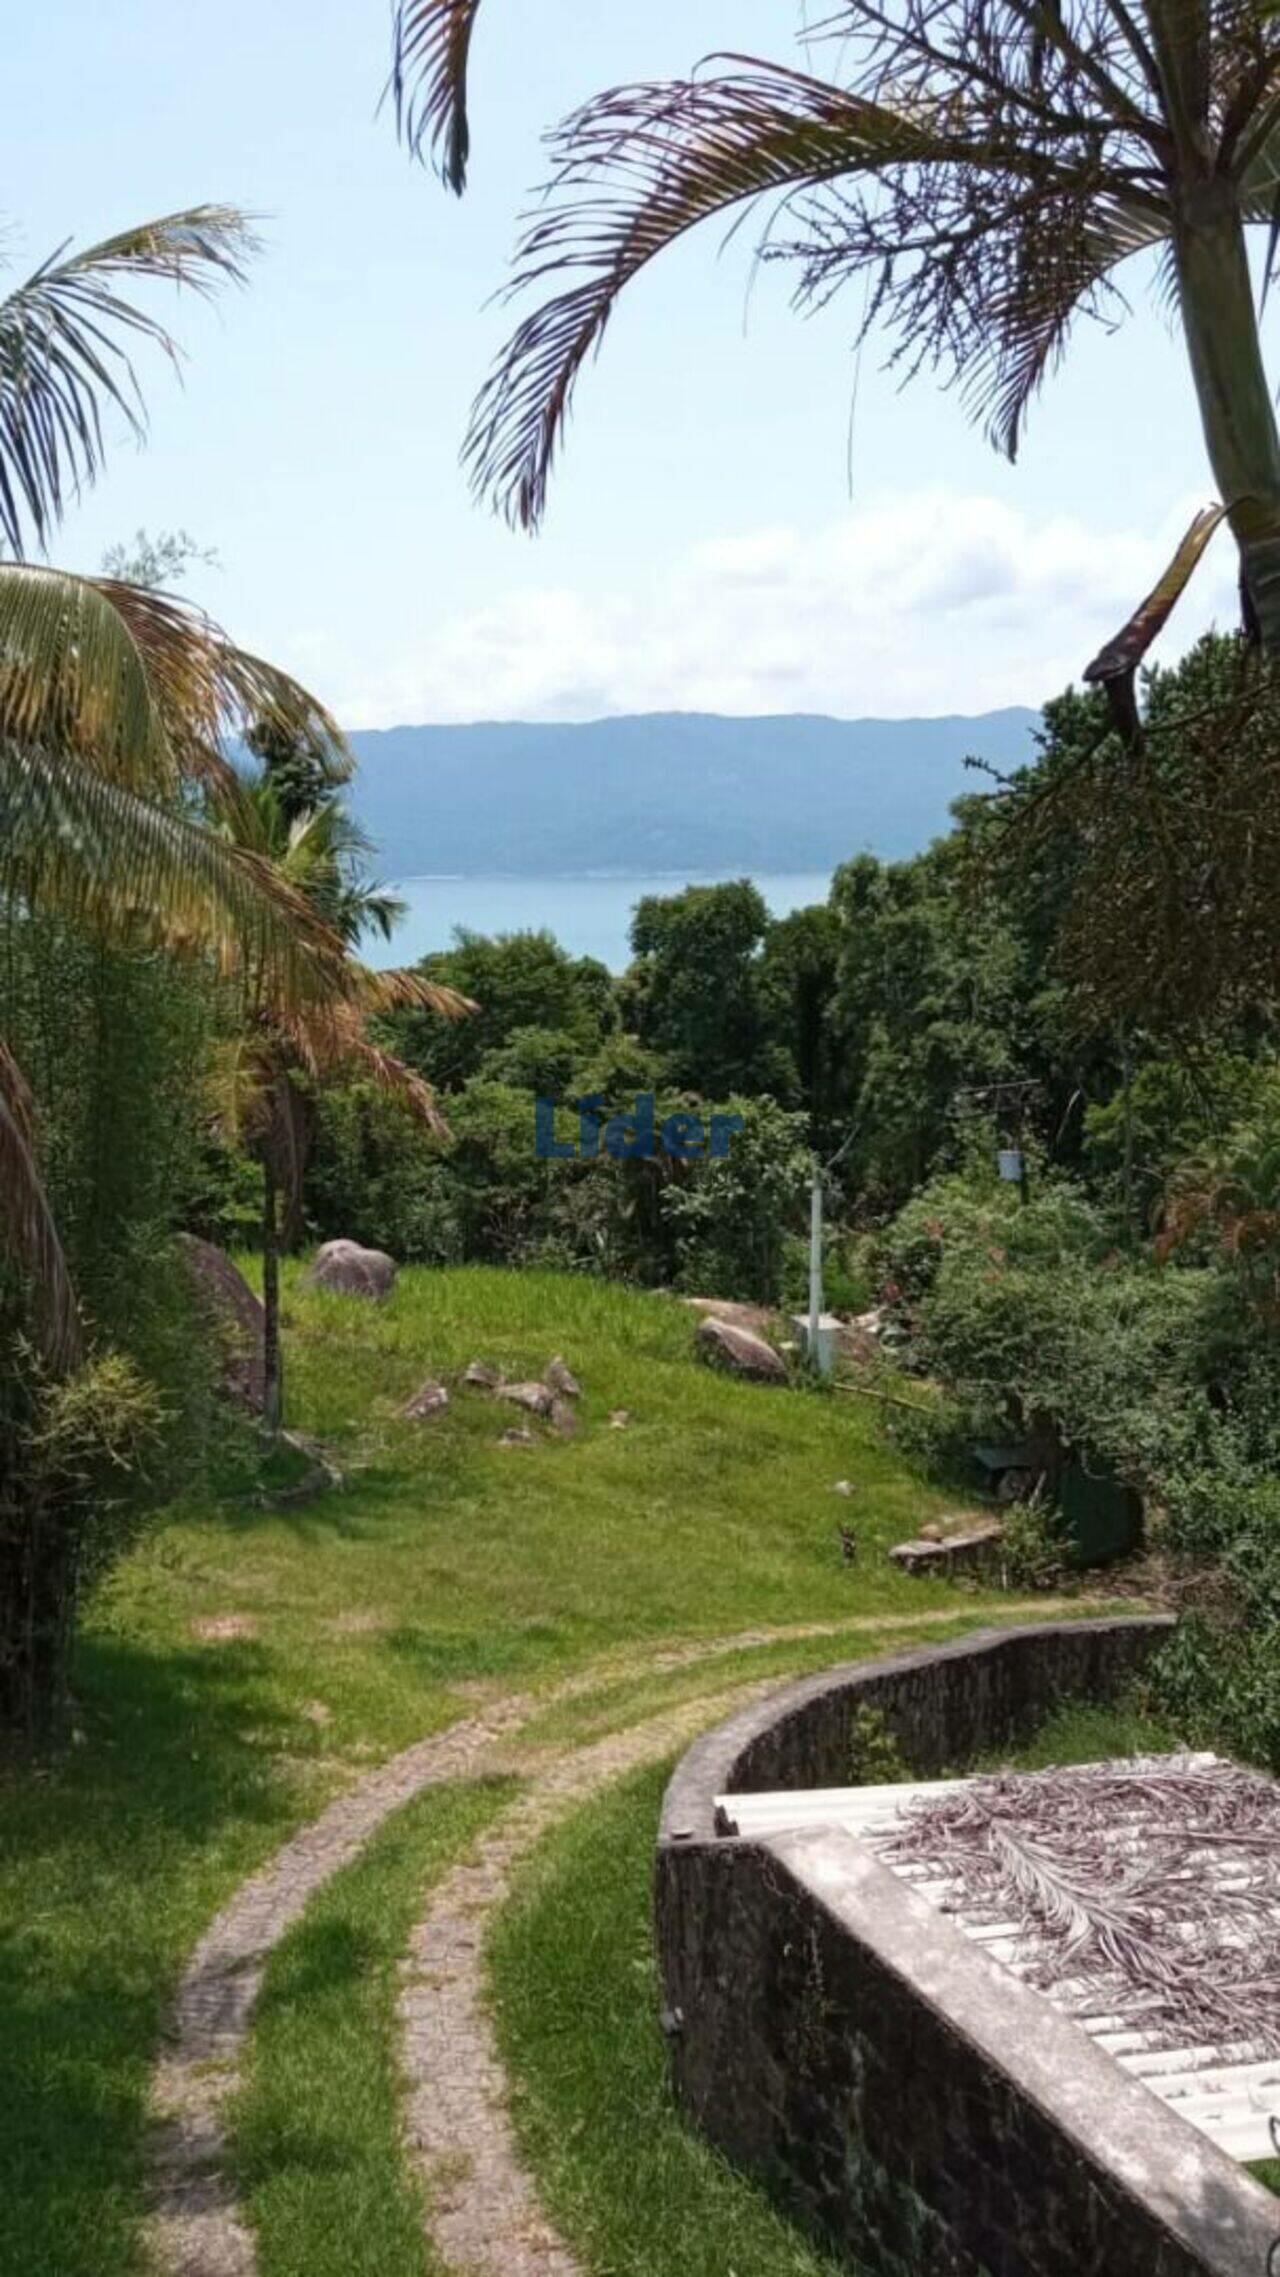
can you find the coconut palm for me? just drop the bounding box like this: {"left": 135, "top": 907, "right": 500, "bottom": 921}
{"left": 213, "top": 758, "right": 470, "bottom": 1429}
{"left": 389, "top": 0, "right": 1280, "bottom": 655}
{"left": 0, "top": 207, "right": 363, "bottom": 1370}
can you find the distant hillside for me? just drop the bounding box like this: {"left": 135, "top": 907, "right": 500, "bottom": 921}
{"left": 348, "top": 708, "right": 1039, "bottom": 877}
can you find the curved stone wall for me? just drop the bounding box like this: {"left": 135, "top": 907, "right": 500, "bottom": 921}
{"left": 655, "top": 1617, "right": 1277, "bottom": 2277}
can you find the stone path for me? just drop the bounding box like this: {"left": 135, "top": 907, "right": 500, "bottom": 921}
{"left": 146, "top": 1600, "right": 1094, "bottom": 2277}
{"left": 401, "top": 1684, "right": 776, "bottom": 2277}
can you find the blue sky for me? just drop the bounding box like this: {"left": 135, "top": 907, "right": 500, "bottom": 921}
{"left": 10, "top": 0, "right": 1254, "bottom": 725}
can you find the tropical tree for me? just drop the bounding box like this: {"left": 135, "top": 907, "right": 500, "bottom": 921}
{"left": 215, "top": 753, "right": 469, "bottom": 1429}
{"left": 0, "top": 207, "right": 393, "bottom": 1726}
{"left": 0, "top": 209, "right": 357, "bottom": 1375}
{"left": 389, "top": 1, "right": 1280, "bottom": 655}
{"left": 627, "top": 880, "right": 793, "bottom": 1099}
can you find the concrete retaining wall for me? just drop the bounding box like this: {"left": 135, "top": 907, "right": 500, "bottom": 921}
{"left": 655, "top": 1618, "right": 1278, "bottom": 2277}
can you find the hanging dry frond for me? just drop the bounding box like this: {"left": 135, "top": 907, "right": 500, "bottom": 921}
{"left": 991, "top": 633, "right": 1280, "bottom": 1039}
{"left": 1084, "top": 504, "right": 1229, "bottom": 741}
{"left": 0, "top": 207, "right": 256, "bottom": 556}
{"left": 357, "top": 963, "right": 476, "bottom": 1021}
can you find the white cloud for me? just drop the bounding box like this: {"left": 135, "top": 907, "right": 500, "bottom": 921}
{"left": 334, "top": 487, "right": 1240, "bottom": 727}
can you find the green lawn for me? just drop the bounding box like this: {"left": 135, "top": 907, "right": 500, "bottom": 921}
{"left": 490, "top": 1758, "right": 850, "bottom": 2277}
{"left": 0, "top": 1262, "right": 1044, "bottom": 2277}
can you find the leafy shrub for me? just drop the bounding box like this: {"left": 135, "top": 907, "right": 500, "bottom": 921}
{"left": 478, "top": 1024, "right": 586, "bottom": 1095}
{"left": 307, "top": 1082, "right": 464, "bottom": 1263}
{"left": 1146, "top": 1392, "right": 1280, "bottom": 1770}
{"left": 0, "top": 1336, "right": 167, "bottom": 1733}
{"left": 998, "top": 1489, "right": 1069, "bottom": 1592}
{"left": 1153, "top": 1618, "right": 1279, "bottom": 1773}
{"left": 308, "top": 1076, "right": 810, "bottom": 1302}
{"left": 847, "top": 1704, "right": 906, "bottom": 1783}
{"left": 875, "top": 1167, "right": 1208, "bottom": 1483}
{"left": 872, "top": 1170, "right": 1106, "bottom": 1318}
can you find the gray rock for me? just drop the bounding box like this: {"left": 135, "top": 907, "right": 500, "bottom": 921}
{"left": 177, "top": 1234, "right": 265, "bottom": 1413}
{"left": 495, "top": 1381, "right": 556, "bottom": 1419}
{"left": 549, "top": 1398, "right": 579, "bottom": 1437}
{"left": 402, "top": 1381, "right": 450, "bottom": 1420}
{"left": 498, "top": 1426, "right": 535, "bottom": 1449}
{"left": 546, "top": 1355, "right": 582, "bottom": 1400}
{"left": 464, "top": 1359, "right": 502, "bottom": 1389}
{"left": 307, "top": 1239, "right": 398, "bottom": 1300}
{"left": 683, "top": 1295, "right": 781, "bottom": 1338}
{"left": 695, "top": 1315, "right": 788, "bottom": 1384}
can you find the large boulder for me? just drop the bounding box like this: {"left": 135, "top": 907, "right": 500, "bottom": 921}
{"left": 683, "top": 1295, "right": 782, "bottom": 1339}
{"left": 177, "top": 1235, "right": 265, "bottom": 1413}
{"left": 307, "top": 1239, "right": 398, "bottom": 1301}
{"left": 695, "top": 1315, "right": 788, "bottom": 1384}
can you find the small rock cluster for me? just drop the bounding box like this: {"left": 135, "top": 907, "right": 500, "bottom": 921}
{"left": 402, "top": 1352, "right": 586, "bottom": 1447}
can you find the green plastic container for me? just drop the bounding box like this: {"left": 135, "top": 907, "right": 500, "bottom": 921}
{"left": 1060, "top": 1456, "right": 1143, "bottom": 1568}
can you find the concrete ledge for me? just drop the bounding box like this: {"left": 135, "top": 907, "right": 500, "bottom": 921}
{"left": 655, "top": 1616, "right": 1277, "bottom": 2277}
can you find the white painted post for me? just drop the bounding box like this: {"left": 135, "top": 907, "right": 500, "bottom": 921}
{"left": 808, "top": 1158, "right": 823, "bottom": 1369}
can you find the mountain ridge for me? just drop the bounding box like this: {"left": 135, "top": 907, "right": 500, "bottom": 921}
{"left": 348, "top": 706, "right": 1039, "bottom": 877}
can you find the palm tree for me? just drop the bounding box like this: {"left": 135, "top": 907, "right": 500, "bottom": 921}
{"left": 0, "top": 209, "right": 358, "bottom": 1371}
{"left": 214, "top": 758, "right": 469, "bottom": 1430}
{"left": 389, "top": 1, "right": 1280, "bottom": 656}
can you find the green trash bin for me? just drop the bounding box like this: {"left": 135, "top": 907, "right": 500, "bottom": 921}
{"left": 1060, "top": 1455, "right": 1143, "bottom": 1567}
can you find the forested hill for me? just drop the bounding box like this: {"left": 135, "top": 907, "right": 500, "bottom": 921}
{"left": 348, "top": 708, "right": 1039, "bottom": 876}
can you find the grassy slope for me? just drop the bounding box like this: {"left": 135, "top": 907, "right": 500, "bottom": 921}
{"left": 0, "top": 1264, "right": 993, "bottom": 2277}
{"left": 112, "top": 1264, "right": 982, "bottom": 1763}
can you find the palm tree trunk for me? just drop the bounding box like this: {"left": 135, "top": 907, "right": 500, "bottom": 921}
{"left": 262, "top": 1154, "right": 283, "bottom": 1436}
{"left": 1174, "top": 178, "right": 1280, "bottom": 654}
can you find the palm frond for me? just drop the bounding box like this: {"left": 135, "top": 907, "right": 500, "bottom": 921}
{"left": 268, "top": 995, "right": 452, "bottom": 1139}
{"left": 967, "top": 189, "right": 1169, "bottom": 456}
{"left": 0, "top": 1036, "right": 82, "bottom": 1375}
{"left": 357, "top": 964, "right": 475, "bottom": 1020}
{"left": 340, "top": 1030, "right": 451, "bottom": 1136}
{"left": 0, "top": 563, "right": 347, "bottom": 794}
{"left": 0, "top": 738, "right": 349, "bottom": 1008}
{"left": 0, "top": 207, "right": 257, "bottom": 556}
{"left": 211, "top": 780, "right": 409, "bottom": 952}
{"left": 885, "top": 1755, "right": 1280, "bottom": 2056}
{"left": 464, "top": 59, "right": 1011, "bottom": 527}
{"left": 391, "top": 0, "right": 485, "bottom": 191}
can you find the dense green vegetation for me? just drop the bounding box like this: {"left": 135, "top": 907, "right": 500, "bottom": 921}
{"left": 184, "top": 637, "right": 1273, "bottom": 1774}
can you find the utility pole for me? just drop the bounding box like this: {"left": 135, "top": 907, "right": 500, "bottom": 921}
{"left": 808, "top": 1155, "right": 824, "bottom": 1365}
